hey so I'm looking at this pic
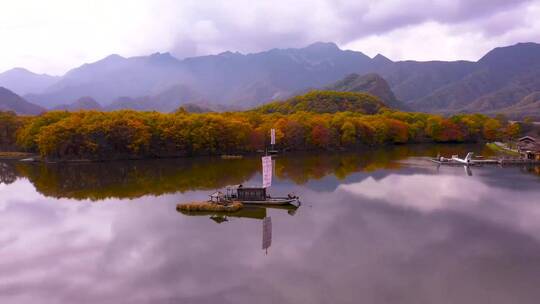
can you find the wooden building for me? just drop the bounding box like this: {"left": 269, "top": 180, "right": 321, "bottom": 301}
{"left": 517, "top": 136, "right": 540, "bottom": 160}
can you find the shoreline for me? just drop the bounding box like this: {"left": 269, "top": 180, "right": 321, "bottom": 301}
{"left": 0, "top": 142, "right": 489, "bottom": 163}
{"left": 0, "top": 152, "right": 38, "bottom": 160}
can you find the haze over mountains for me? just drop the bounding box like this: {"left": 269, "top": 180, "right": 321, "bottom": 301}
{"left": 1, "top": 41, "right": 540, "bottom": 118}
{"left": 0, "top": 68, "right": 59, "bottom": 96}
{"left": 0, "top": 87, "right": 44, "bottom": 115}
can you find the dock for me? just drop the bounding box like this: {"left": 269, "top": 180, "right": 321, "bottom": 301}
{"left": 431, "top": 156, "right": 540, "bottom": 166}
{"left": 499, "top": 158, "right": 540, "bottom": 165}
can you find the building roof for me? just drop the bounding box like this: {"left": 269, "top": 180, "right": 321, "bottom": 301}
{"left": 518, "top": 136, "right": 538, "bottom": 142}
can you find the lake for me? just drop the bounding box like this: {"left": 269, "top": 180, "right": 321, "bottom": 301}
{"left": 1, "top": 144, "right": 540, "bottom": 304}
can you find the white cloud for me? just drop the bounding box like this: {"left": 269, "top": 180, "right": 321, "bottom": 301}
{"left": 342, "top": 22, "right": 491, "bottom": 61}
{"left": 0, "top": 0, "right": 538, "bottom": 74}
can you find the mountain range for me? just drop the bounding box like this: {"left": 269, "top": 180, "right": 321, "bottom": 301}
{"left": 0, "top": 68, "right": 59, "bottom": 96}
{"left": 0, "top": 87, "right": 45, "bottom": 115}
{"left": 1, "top": 41, "right": 540, "bottom": 118}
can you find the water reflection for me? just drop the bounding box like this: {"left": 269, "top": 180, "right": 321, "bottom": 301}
{"left": 0, "top": 144, "right": 506, "bottom": 200}
{"left": 178, "top": 204, "right": 299, "bottom": 255}
{"left": 0, "top": 162, "right": 16, "bottom": 184}
{"left": 2, "top": 146, "right": 540, "bottom": 303}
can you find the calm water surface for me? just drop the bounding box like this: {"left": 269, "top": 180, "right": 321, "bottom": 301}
{"left": 1, "top": 145, "right": 540, "bottom": 304}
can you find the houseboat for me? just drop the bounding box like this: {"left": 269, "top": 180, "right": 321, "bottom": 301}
{"left": 210, "top": 130, "right": 298, "bottom": 206}
{"left": 209, "top": 185, "right": 299, "bottom": 205}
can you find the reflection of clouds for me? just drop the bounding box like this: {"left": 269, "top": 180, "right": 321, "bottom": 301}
{"left": 0, "top": 176, "right": 342, "bottom": 303}
{"left": 0, "top": 179, "right": 42, "bottom": 207}
{"left": 339, "top": 172, "right": 540, "bottom": 241}
{"left": 0, "top": 180, "right": 186, "bottom": 303}
{"left": 2, "top": 168, "right": 540, "bottom": 303}
{"left": 340, "top": 174, "right": 487, "bottom": 212}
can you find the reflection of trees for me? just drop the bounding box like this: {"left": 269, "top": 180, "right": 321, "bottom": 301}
{"left": 14, "top": 158, "right": 260, "bottom": 200}
{"left": 276, "top": 144, "right": 496, "bottom": 184}
{"left": 0, "top": 162, "right": 16, "bottom": 185}
{"left": 6, "top": 144, "right": 513, "bottom": 200}
{"left": 521, "top": 165, "right": 540, "bottom": 177}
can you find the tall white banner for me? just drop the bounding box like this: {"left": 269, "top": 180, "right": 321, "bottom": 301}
{"left": 270, "top": 128, "right": 276, "bottom": 145}
{"left": 262, "top": 156, "right": 272, "bottom": 188}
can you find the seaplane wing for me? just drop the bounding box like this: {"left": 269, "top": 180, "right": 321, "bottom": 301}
{"left": 452, "top": 152, "right": 474, "bottom": 165}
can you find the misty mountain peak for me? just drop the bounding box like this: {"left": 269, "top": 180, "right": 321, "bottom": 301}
{"left": 478, "top": 42, "right": 540, "bottom": 67}
{"left": 4, "top": 67, "right": 32, "bottom": 74}
{"left": 217, "top": 51, "right": 242, "bottom": 58}
{"left": 303, "top": 42, "right": 340, "bottom": 52}
{"left": 0, "top": 67, "right": 59, "bottom": 95}
{"left": 148, "top": 52, "right": 178, "bottom": 63}
{"left": 373, "top": 54, "right": 393, "bottom": 64}
{"left": 102, "top": 54, "right": 125, "bottom": 62}
{"left": 1, "top": 67, "right": 55, "bottom": 77}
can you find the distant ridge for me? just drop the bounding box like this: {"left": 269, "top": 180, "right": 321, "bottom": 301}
{"left": 325, "top": 73, "right": 404, "bottom": 109}
{"left": 53, "top": 96, "right": 103, "bottom": 111}
{"left": 0, "top": 68, "right": 59, "bottom": 95}
{"left": 1, "top": 41, "right": 540, "bottom": 118}
{"left": 0, "top": 87, "right": 45, "bottom": 115}
{"left": 106, "top": 84, "right": 205, "bottom": 112}
{"left": 22, "top": 42, "right": 379, "bottom": 108}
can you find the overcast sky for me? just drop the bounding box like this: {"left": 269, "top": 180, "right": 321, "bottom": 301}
{"left": 1, "top": 0, "right": 539, "bottom": 75}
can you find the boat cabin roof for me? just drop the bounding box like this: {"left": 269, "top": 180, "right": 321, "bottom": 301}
{"left": 226, "top": 185, "right": 266, "bottom": 190}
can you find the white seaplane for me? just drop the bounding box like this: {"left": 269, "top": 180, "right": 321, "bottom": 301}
{"left": 431, "top": 152, "right": 499, "bottom": 166}
{"left": 431, "top": 152, "right": 475, "bottom": 166}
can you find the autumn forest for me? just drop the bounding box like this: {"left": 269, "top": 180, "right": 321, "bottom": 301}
{"left": 0, "top": 91, "right": 522, "bottom": 161}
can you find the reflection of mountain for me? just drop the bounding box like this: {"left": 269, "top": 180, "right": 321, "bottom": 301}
{"left": 2, "top": 144, "right": 523, "bottom": 200}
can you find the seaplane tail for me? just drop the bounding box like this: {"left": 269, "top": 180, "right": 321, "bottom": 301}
{"left": 452, "top": 152, "right": 474, "bottom": 165}
{"left": 465, "top": 152, "right": 474, "bottom": 163}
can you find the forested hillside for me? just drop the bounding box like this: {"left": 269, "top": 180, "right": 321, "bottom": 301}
{"left": 0, "top": 91, "right": 518, "bottom": 161}
{"left": 254, "top": 91, "right": 386, "bottom": 114}
{"left": 324, "top": 73, "right": 403, "bottom": 109}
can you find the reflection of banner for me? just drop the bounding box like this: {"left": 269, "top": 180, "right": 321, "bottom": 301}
{"left": 270, "top": 129, "right": 276, "bottom": 145}
{"left": 262, "top": 156, "right": 272, "bottom": 188}
{"left": 262, "top": 216, "right": 272, "bottom": 252}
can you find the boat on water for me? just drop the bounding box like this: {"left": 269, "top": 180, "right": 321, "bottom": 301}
{"left": 210, "top": 129, "right": 299, "bottom": 206}
{"left": 209, "top": 185, "right": 299, "bottom": 205}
